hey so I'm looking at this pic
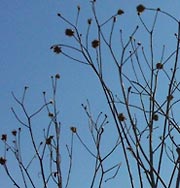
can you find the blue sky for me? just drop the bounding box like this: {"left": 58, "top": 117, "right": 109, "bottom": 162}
{"left": 1, "top": 1, "right": 180, "bottom": 187}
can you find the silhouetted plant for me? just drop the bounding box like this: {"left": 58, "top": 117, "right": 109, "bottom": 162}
{"left": 0, "top": 75, "right": 67, "bottom": 188}
{"left": 1, "top": 1, "right": 180, "bottom": 188}
{"left": 50, "top": 2, "right": 180, "bottom": 188}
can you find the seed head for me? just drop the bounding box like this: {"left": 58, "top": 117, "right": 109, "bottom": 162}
{"left": 70, "top": 127, "right": 77, "bottom": 133}
{"left": 167, "top": 95, "right": 174, "bottom": 101}
{"left": 87, "top": 18, "right": 92, "bottom": 25}
{"left": 1, "top": 134, "right": 7, "bottom": 141}
{"left": 118, "top": 113, "right": 126, "bottom": 122}
{"left": 52, "top": 46, "right": 62, "bottom": 54}
{"left": 48, "top": 112, "right": 54, "bottom": 117}
{"left": 55, "top": 73, "right": 60, "bottom": 79}
{"left": 0, "top": 157, "right": 6, "bottom": 165}
{"left": 92, "top": 39, "right": 100, "bottom": 48}
{"left": 156, "top": 63, "right": 163, "bottom": 70}
{"left": 137, "top": 4, "right": 146, "bottom": 14}
{"left": 65, "top": 29, "right": 74, "bottom": 37}
{"left": 12, "top": 130, "right": 17, "bottom": 136}
{"left": 117, "top": 9, "right": 124, "bottom": 15}
{"left": 152, "top": 114, "right": 159, "bottom": 121}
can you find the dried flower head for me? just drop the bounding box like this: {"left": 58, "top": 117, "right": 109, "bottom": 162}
{"left": 70, "top": 126, "right": 77, "bottom": 133}
{"left": 1, "top": 134, "right": 7, "bottom": 141}
{"left": 65, "top": 29, "right": 74, "bottom": 37}
{"left": 137, "top": 4, "right": 145, "bottom": 14}
{"left": 24, "top": 86, "right": 29, "bottom": 90}
{"left": 117, "top": 9, "right": 124, "bottom": 15}
{"left": 55, "top": 73, "right": 60, "bottom": 79}
{"left": 118, "top": 113, "right": 126, "bottom": 122}
{"left": 0, "top": 157, "right": 6, "bottom": 165}
{"left": 152, "top": 114, "right": 159, "bottom": 121}
{"left": 167, "top": 95, "right": 174, "bottom": 101}
{"left": 48, "top": 112, "right": 54, "bottom": 117}
{"left": 52, "top": 46, "right": 62, "bottom": 54}
{"left": 156, "top": 63, "right": 163, "bottom": 69}
{"left": 92, "top": 39, "right": 100, "bottom": 48}
{"left": 87, "top": 18, "right": 92, "bottom": 25}
{"left": 46, "top": 136, "right": 54, "bottom": 145}
{"left": 12, "top": 130, "right": 17, "bottom": 136}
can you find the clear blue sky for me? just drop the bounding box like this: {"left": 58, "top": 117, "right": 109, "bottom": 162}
{"left": 1, "top": 1, "right": 180, "bottom": 187}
